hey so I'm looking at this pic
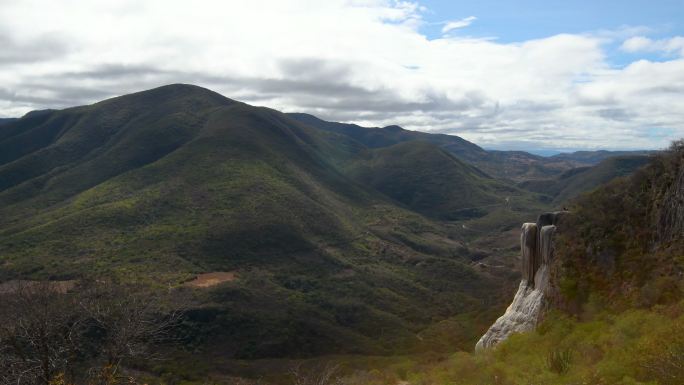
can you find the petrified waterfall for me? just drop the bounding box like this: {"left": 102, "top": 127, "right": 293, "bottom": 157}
{"left": 475, "top": 212, "right": 565, "bottom": 350}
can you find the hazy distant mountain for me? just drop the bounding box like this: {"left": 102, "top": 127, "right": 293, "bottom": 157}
{"left": 550, "top": 149, "right": 656, "bottom": 164}
{"left": 288, "top": 113, "right": 611, "bottom": 182}
{"left": 0, "top": 118, "right": 17, "bottom": 126}
{"left": 519, "top": 155, "right": 653, "bottom": 204}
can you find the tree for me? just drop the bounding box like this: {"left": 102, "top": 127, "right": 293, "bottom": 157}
{"left": 0, "top": 280, "right": 186, "bottom": 385}
{"left": 0, "top": 281, "right": 81, "bottom": 385}
{"left": 289, "top": 363, "right": 343, "bottom": 385}
{"left": 77, "top": 281, "right": 185, "bottom": 385}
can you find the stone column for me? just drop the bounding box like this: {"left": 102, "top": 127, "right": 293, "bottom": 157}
{"left": 521, "top": 223, "right": 537, "bottom": 284}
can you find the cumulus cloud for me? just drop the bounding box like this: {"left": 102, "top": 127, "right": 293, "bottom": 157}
{"left": 621, "top": 36, "right": 684, "bottom": 56}
{"left": 442, "top": 16, "right": 477, "bottom": 34}
{"left": 0, "top": 0, "right": 682, "bottom": 150}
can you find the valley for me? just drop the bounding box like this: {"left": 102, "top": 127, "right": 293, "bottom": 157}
{"left": 0, "top": 84, "right": 661, "bottom": 384}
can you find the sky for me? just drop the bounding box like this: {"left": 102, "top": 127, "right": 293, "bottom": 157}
{"left": 0, "top": 0, "right": 683, "bottom": 151}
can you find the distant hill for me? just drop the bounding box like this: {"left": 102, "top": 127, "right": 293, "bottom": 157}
{"left": 342, "top": 141, "right": 518, "bottom": 220}
{"left": 287, "top": 113, "right": 626, "bottom": 182}
{"left": 481, "top": 150, "right": 581, "bottom": 182}
{"left": 518, "top": 155, "right": 652, "bottom": 204}
{"left": 550, "top": 149, "right": 656, "bottom": 164}
{"left": 287, "top": 112, "right": 489, "bottom": 162}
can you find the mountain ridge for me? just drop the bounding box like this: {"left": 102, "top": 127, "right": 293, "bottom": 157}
{"left": 0, "top": 84, "right": 659, "bottom": 366}
{"left": 0, "top": 84, "right": 516, "bottom": 359}
{"left": 287, "top": 112, "right": 652, "bottom": 182}
{"left": 518, "top": 154, "right": 653, "bottom": 204}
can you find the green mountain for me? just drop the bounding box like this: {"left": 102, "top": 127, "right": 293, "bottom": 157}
{"left": 341, "top": 141, "right": 517, "bottom": 220}
{"left": 518, "top": 154, "right": 652, "bottom": 204}
{"left": 1, "top": 84, "right": 660, "bottom": 382}
{"left": 0, "top": 84, "right": 518, "bottom": 359}
{"left": 288, "top": 113, "right": 602, "bottom": 182}
{"left": 287, "top": 113, "right": 487, "bottom": 158}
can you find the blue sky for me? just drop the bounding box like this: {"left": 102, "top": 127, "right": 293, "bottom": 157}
{"left": 1, "top": 0, "right": 683, "bottom": 151}
{"left": 419, "top": 0, "right": 683, "bottom": 40}
{"left": 419, "top": 0, "right": 683, "bottom": 66}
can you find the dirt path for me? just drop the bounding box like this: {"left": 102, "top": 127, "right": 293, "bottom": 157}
{"left": 183, "top": 272, "right": 237, "bottom": 288}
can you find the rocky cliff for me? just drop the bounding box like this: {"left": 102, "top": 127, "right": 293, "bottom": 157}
{"left": 655, "top": 153, "right": 684, "bottom": 245}
{"left": 475, "top": 211, "right": 566, "bottom": 350}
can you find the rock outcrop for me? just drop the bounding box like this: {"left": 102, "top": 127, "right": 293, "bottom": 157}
{"left": 656, "top": 157, "right": 684, "bottom": 244}
{"left": 475, "top": 211, "right": 566, "bottom": 350}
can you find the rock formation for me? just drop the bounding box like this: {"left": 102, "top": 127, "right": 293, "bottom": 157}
{"left": 475, "top": 211, "right": 566, "bottom": 350}
{"left": 656, "top": 158, "right": 684, "bottom": 244}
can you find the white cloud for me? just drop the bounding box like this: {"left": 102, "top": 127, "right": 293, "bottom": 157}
{"left": 441, "top": 16, "right": 477, "bottom": 34}
{"left": 621, "top": 36, "right": 654, "bottom": 52}
{"left": 621, "top": 36, "right": 684, "bottom": 56}
{"left": 0, "top": 0, "right": 682, "bottom": 150}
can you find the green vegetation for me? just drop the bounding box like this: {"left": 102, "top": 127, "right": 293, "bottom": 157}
{"left": 0, "top": 84, "right": 665, "bottom": 383}
{"left": 334, "top": 304, "right": 684, "bottom": 385}
{"left": 0, "top": 84, "right": 526, "bottom": 361}
{"left": 286, "top": 113, "right": 487, "bottom": 160}
{"left": 519, "top": 154, "right": 652, "bottom": 204}
{"left": 552, "top": 141, "right": 684, "bottom": 312}
{"left": 342, "top": 141, "right": 521, "bottom": 220}
{"left": 288, "top": 113, "right": 647, "bottom": 183}
{"left": 328, "top": 142, "right": 684, "bottom": 385}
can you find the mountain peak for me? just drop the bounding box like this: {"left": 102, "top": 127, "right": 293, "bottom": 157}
{"left": 152, "top": 83, "right": 218, "bottom": 95}
{"left": 382, "top": 125, "right": 403, "bottom": 132}
{"left": 93, "top": 83, "right": 236, "bottom": 111}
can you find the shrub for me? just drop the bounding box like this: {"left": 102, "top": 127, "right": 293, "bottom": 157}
{"left": 546, "top": 347, "right": 573, "bottom": 375}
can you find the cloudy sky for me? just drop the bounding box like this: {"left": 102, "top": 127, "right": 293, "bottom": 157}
{"left": 1, "top": 0, "right": 683, "bottom": 151}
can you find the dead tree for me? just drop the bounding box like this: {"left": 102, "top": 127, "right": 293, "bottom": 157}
{"left": 289, "top": 362, "right": 343, "bottom": 385}
{"left": 0, "top": 281, "right": 82, "bottom": 385}
{"left": 77, "top": 281, "right": 186, "bottom": 385}
{"left": 0, "top": 280, "right": 186, "bottom": 385}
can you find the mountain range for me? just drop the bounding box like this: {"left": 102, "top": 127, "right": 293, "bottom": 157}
{"left": 0, "top": 84, "right": 653, "bottom": 360}
{"left": 288, "top": 113, "right": 651, "bottom": 183}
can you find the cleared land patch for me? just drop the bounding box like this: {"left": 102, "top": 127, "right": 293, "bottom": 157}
{"left": 183, "top": 272, "right": 237, "bottom": 288}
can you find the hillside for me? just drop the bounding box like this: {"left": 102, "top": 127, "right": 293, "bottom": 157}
{"left": 550, "top": 142, "right": 684, "bottom": 311}
{"left": 0, "top": 84, "right": 663, "bottom": 384}
{"left": 287, "top": 113, "right": 489, "bottom": 163}
{"left": 340, "top": 142, "right": 684, "bottom": 385}
{"left": 342, "top": 141, "right": 520, "bottom": 220}
{"left": 519, "top": 154, "right": 653, "bottom": 204}
{"left": 287, "top": 113, "right": 634, "bottom": 183}
{"left": 0, "top": 84, "right": 518, "bottom": 359}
